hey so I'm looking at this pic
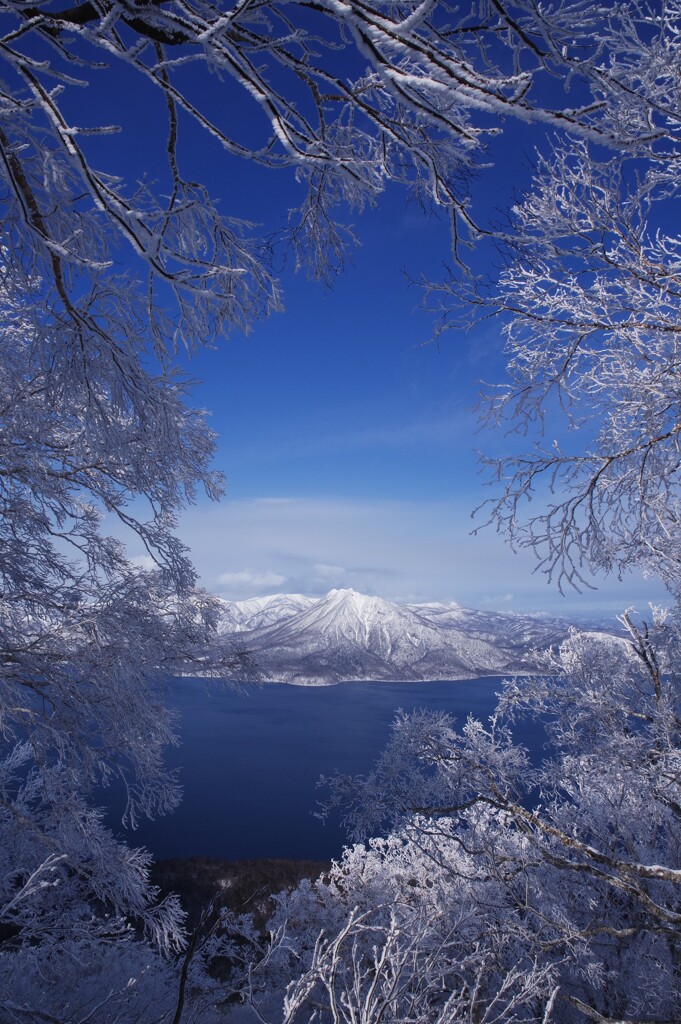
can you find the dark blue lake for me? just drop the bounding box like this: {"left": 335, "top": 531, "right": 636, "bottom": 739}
{"left": 108, "top": 677, "right": 543, "bottom": 861}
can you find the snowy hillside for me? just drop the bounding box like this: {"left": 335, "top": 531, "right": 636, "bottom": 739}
{"left": 217, "top": 593, "right": 316, "bottom": 633}
{"left": 218, "top": 588, "right": 617, "bottom": 684}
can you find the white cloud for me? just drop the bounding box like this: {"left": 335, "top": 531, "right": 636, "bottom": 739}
{"left": 313, "top": 563, "right": 347, "bottom": 582}
{"left": 223, "top": 408, "right": 473, "bottom": 467}
{"left": 216, "top": 568, "right": 287, "bottom": 597}
{"left": 177, "top": 496, "right": 671, "bottom": 616}
{"left": 479, "top": 593, "right": 515, "bottom": 607}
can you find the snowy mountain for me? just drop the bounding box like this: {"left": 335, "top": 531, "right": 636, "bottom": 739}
{"left": 217, "top": 593, "right": 316, "bottom": 633}
{"left": 218, "top": 588, "right": 617, "bottom": 685}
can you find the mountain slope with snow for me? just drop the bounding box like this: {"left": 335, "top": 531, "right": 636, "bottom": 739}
{"left": 217, "top": 593, "right": 316, "bottom": 633}
{"left": 218, "top": 589, "right": 618, "bottom": 684}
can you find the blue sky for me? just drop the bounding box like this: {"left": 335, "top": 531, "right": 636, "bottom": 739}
{"left": 89, "top": 43, "right": 669, "bottom": 618}
{"left": 160, "top": 178, "right": 667, "bottom": 618}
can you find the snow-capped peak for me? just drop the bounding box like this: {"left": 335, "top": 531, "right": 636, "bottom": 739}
{"left": 218, "top": 588, "right": 619, "bottom": 685}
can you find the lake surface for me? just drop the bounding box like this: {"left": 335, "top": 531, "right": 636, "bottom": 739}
{"left": 107, "top": 677, "right": 544, "bottom": 861}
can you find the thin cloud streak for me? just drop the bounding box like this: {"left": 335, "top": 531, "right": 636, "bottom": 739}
{"left": 175, "top": 496, "right": 670, "bottom": 616}
{"left": 224, "top": 408, "right": 474, "bottom": 467}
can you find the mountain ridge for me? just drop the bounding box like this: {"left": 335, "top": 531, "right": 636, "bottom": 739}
{"left": 217, "top": 588, "right": 621, "bottom": 685}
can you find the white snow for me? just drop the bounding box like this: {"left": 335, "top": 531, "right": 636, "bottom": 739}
{"left": 218, "top": 588, "right": 612, "bottom": 684}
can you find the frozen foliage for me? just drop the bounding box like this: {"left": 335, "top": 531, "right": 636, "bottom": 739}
{"left": 0, "top": 0, "right": 674, "bottom": 309}
{"left": 0, "top": 253, "right": 249, "bottom": 1014}
{"left": 479, "top": 143, "right": 681, "bottom": 597}
{"left": 422, "top": 7, "right": 681, "bottom": 597}
{"left": 1, "top": 0, "right": 680, "bottom": 1020}
{"left": 239, "top": 616, "right": 681, "bottom": 1023}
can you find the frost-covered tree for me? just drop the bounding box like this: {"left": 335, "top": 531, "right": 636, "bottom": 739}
{"left": 0, "top": 251, "right": 247, "bottom": 1016}
{"left": 241, "top": 617, "right": 681, "bottom": 1023}
{"left": 421, "top": 3, "right": 681, "bottom": 597}
{"left": 0, "top": 0, "right": 676, "bottom": 320}
{"left": 1, "top": 0, "right": 680, "bottom": 1019}
{"left": 478, "top": 142, "right": 681, "bottom": 598}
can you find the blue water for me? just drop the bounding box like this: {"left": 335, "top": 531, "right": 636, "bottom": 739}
{"left": 107, "top": 677, "right": 543, "bottom": 861}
